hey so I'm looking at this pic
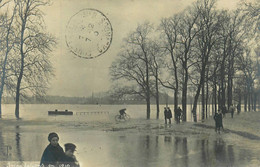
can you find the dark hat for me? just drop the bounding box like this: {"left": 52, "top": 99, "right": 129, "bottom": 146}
{"left": 64, "top": 143, "right": 76, "bottom": 152}
{"left": 48, "top": 132, "right": 59, "bottom": 142}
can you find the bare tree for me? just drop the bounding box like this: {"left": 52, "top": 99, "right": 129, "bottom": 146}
{"left": 0, "top": 0, "right": 17, "bottom": 118}
{"left": 158, "top": 15, "right": 180, "bottom": 120}
{"left": 110, "top": 22, "right": 153, "bottom": 119}
{"left": 148, "top": 41, "right": 164, "bottom": 119}
{"left": 191, "top": 0, "right": 220, "bottom": 122}
{"left": 176, "top": 6, "right": 201, "bottom": 121}
{"left": 13, "top": 0, "right": 56, "bottom": 119}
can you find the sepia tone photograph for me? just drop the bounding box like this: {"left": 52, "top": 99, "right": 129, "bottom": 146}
{"left": 0, "top": 0, "right": 259, "bottom": 166}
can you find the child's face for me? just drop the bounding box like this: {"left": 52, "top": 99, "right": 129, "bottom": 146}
{"left": 65, "top": 149, "right": 74, "bottom": 157}
{"left": 50, "top": 137, "right": 59, "bottom": 147}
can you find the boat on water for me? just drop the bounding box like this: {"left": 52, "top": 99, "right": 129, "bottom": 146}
{"left": 48, "top": 109, "right": 73, "bottom": 115}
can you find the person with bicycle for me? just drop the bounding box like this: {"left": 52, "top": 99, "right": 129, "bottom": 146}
{"left": 119, "top": 108, "right": 127, "bottom": 119}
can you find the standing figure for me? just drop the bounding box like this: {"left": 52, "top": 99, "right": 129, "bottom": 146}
{"left": 164, "top": 107, "right": 168, "bottom": 124}
{"left": 60, "top": 143, "right": 80, "bottom": 167}
{"left": 40, "top": 132, "right": 65, "bottom": 167}
{"left": 214, "top": 110, "right": 224, "bottom": 133}
{"left": 229, "top": 104, "right": 235, "bottom": 118}
{"left": 222, "top": 106, "right": 227, "bottom": 118}
{"left": 237, "top": 104, "right": 241, "bottom": 115}
{"left": 214, "top": 111, "right": 219, "bottom": 133}
{"left": 176, "top": 107, "right": 182, "bottom": 123}
{"left": 218, "top": 111, "right": 224, "bottom": 131}
{"left": 167, "top": 107, "right": 172, "bottom": 124}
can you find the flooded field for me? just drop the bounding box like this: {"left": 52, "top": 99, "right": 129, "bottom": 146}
{"left": 0, "top": 104, "right": 259, "bottom": 167}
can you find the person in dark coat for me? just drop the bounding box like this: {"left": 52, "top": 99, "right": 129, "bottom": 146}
{"left": 59, "top": 143, "right": 80, "bottom": 167}
{"left": 222, "top": 106, "right": 227, "bottom": 118}
{"left": 218, "top": 112, "right": 224, "bottom": 131}
{"left": 229, "top": 104, "right": 235, "bottom": 118}
{"left": 175, "top": 107, "right": 182, "bottom": 123}
{"left": 214, "top": 110, "right": 224, "bottom": 133}
{"left": 40, "top": 132, "right": 65, "bottom": 167}
{"left": 214, "top": 111, "right": 220, "bottom": 133}
{"left": 237, "top": 104, "right": 241, "bottom": 115}
{"left": 119, "top": 108, "right": 127, "bottom": 119}
{"left": 167, "top": 107, "right": 172, "bottom": 124}
{"left": 164, "top": 107, "right": 168, "bottom": 124}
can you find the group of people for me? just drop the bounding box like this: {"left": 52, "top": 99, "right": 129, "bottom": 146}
{"left": 214, "top": 110, "right": 224, "bottom": 133}
{"left": 220, "top": 104, "right": 236, "bottom": 118}
{"left": 213, "top": 104, "right": 238, "bottom": 133}
{"left": 40, "top": 132, "right": 80, "bottom": 167}
{"left": 164, "top": 106, "right": 184, "bottom": 124}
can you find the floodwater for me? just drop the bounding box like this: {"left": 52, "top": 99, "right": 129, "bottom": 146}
{"left": 0, "top": 126, "right": 259, "bottom": 167}
{"left": 0, "top": 104, "right": 259, "bottom": 167}
{"left": 1, "top": 103, "right": 219, "bottom": 122}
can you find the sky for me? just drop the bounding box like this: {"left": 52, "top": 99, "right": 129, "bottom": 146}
{"left": 43, "top": 0, "right": 240, "bottom": 97}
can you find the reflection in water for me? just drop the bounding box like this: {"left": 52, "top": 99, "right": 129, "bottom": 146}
{"left": 0, "top": 131, "right": 6, "bottom": 160}
{"left": 16, "top": 125, "right": 23, "bottom": 162}
{"left": 1, "top": 128, "right": 259, "bottom": 167}
{"left": 201, "top": 139, "right": 209, "bottom": 167}
{"left": 228, "top": 145, "right": 234, "bottom": 166}
{"left": 182, "top": 137, "right": 188, "bottom": 167}
{"left": 214, "top": 138, "right": 227, "bottom": 166}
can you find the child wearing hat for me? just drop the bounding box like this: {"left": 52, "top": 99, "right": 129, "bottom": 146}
{"left": 40, "top": 132, "right": 65, "bottom": 167}
{"left": 60, "top": 143, "right": 80, "bottom": 167}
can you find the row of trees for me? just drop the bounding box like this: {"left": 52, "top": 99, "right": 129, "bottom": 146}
{"left": 110, "top": 0, "right": 259, "bottom": 121}
{"left": 0, "top": 0, "right": 55, "bottom": 118}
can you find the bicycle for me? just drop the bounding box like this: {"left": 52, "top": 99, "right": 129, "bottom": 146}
{"left": 115, "top": 114, "right": 130, "bottom": 122}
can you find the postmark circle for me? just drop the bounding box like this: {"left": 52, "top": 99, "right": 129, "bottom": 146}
{"left": 65, "top": 9, "right": 113, "bottom": 59}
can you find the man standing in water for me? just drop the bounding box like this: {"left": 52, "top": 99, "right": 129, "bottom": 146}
{"left": 40, "top": 132, "right": 65, "bottom": 166}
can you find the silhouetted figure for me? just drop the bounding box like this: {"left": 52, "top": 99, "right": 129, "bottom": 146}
{"left": 219, "top": 112, "right": 224, "bottom": 131}
{"left": 164, "top": 107, "right": 172, "bottom": 124}
{"left": 237, "top": 104, "right": 241, "bottom": 115}
{"left": 214, "top": 112, "right": 219, "bottom": 133}
{"left": 229, "top": 104, "right": 235, "bottom": 118}
{"left": 214, "top": 110, "right": 224, "bottom": 133}
{"left": 222, "top": 106, "right": 227, "bottom": 118}
{"left": 176, "top": 107, "right": 182, "bottom": 123}
{"left": 119, "top": 108, "right": 126, "bottom": 119}
{"left": 60, "top": 143, "right": 80, "bottom": 167}
{"left": 40, "top": 132, "right": 65, "bottom": 167}
{"left": 167, "top": 107, "right": 172, "bottom": 124}
{"left": 164, "top": 107, "right": 168, "bottom": 124}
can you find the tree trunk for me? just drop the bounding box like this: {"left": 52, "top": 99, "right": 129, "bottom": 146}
{"left": 15, "top": 16, "right": 26, "bottom": 119}
{"left": 15, "top": 58, "right": 24, "bottom": 119}
{"left": 206, "top": 76, "right": 209, "bottom": 118}
{"left": 146, "top": 97, "right": 151, "bottom": 119}
{"left": 174, "top": 89, "right": 178, "bottom": 121}
{"left": 253, "top": 92, "right": 257, "bottom": 112}
{"left": 244, "top": 92, "right": 247, "bottom": 112}
{"left": 227, "top": 74, "right": 233, "bottom": 109}
{"left": 155, "top": 73, "right": 160, "bottom": 119}
{"left": 248, "top": 86, "right": 251, "bottom": 112}
{"left": 214, "top": 75, "right": 217, "bottom": 114}
{"left": 192, "top": 55, "right": 208, "bottom": 122}
{"left": 0, "top": 96, "right": 2, "bottom": 118}
{"left": 202, "top": 79, "right": 205, "bottom": 120}
{"left": 182, "top": 67, "right": 188, "bottom": 122}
